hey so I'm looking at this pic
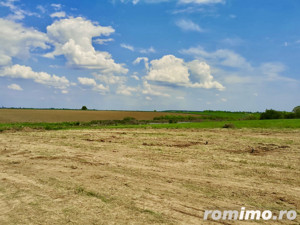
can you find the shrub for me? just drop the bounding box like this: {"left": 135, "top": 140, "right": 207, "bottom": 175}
{"left": 243, "top": 114, "right": 259, "bottom": 120}
{"left": 169, "top": 119, "right": 178, "bottom": 124}
{"left": 260, "top": 109, "right": 283, "bottom": 120}
{"left": 284, "top": 112, "right": 296, "bottom": 119}
{"left": 223, "top": 123, "right": 235, "bottom": 128}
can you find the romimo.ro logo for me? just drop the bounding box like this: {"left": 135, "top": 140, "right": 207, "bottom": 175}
{"left": 204, "top": 207, "right": 297, "bottom": 221}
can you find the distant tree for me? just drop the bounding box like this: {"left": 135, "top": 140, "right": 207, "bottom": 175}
{"left": 293, "top": 106, "right": 300, "bottom": 118}
{"left": 293, "top": 106, "right": 300, "bottom": 113}
{"left": 260, "top": 109, "right": 283, "bottom": 120}
{"left": 81, "top": 106, "right": 88, "bottom": 110}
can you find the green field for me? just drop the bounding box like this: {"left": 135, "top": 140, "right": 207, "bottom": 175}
{"left": 1, "top": 119, "right": 300, "bottom": 132}
{"left": 113, "top": 119, "right": 300, "bottom": 129}
{"left": 163, "top": 110, "right": 261, "bottom": 120}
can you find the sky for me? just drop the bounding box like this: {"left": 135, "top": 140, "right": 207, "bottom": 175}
{"left": 0, "top": 0, "right": 299, "bottom": 111}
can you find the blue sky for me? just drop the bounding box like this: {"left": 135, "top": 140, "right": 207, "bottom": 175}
{"left": 0, "top": 0, "right": 299, "bottom": 111}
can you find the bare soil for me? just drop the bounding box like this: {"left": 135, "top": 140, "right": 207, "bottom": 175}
{"left": 0, "top": 109, "right": 195, "bottom": 123}
{"left": 0, "top": 128, "right": 299, "bottom": 224}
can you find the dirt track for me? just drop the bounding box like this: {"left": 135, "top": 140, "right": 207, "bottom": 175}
{"left": 0, "top": 128, "right": 299, "bottom": 224}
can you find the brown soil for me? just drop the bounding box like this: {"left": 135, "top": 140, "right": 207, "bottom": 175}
{"left": 0, "top": 109, "right": 195, "bottom": 123}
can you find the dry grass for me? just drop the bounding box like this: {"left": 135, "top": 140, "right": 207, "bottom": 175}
{"left": 0, "top": 109, "right": 192, "bottom": 123}
{"left": 0, "top": 128, "right": 299, "bottom": 224}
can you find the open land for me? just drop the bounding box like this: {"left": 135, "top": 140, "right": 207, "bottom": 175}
{"left": 0, "top": 128, "right": 299, "bottom": 224}
{"left": 0, "top": 109, "right": 195, "bottom": 123}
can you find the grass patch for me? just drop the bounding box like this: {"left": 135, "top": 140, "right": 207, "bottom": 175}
{"left": 75, "top": 186, "right": 111, "bottom": 203}
{"left": 111, "top": 119, "right": 300, "bottom": 129}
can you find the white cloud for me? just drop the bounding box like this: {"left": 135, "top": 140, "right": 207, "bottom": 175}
{"left": 180, "top": 46, "right": 252, "bottom": 69}
{"left": 260, "top": 62, "right": 296, "bottom": 82}
{"left": 221, "top": 37, "right": 243, "bottom": 46}
{"left": 120, "top": 43, "right": 134, "bottom": 51}
{"left": 8, "top": 83, "right": 22, "bottom": 91}
{"left": 145, "top": 55, "right": 224, "bottom": 90}
{"left": 117, "top": 0, "right": 224, "bottom": 4}
{"left": 176, "top": 96, "right": 185, "bottom": 100}
{"left": 94, "top": 38, "right": 114, "bottom": 45}
{"left": 222, "top": 62, "right": 296, "bottom": 85}
{"left": 146, "top": 55, "right": 190, "bottom": 84}
{"left": 224, "top": 75, "right": 253, "bottom": 84}
{"left": 142, "top": 81, "right": 170, "bottom": 97}
{"left": 77, "top": 77, "right": 109, "bottom": 93}
{"left": 51, "top": 4, "right": 62, "bottom": 10}
{"left": 187, "top": 59, "right": 225, "bottom": 90}
{"left": 78, "top": 77, "right": 97, "bottom": 86}
{"left": 116, "top": 85, "right": 138, "bottom": 96}
{"left": 0, "top": 0, "right": 38, "bottom": 20}
{"left": 178, "top": 0, "right": 225, "bottom": 4}
{"left": 45, "top": 17, "right": 128, "bottom": 75}
{"left": 50, "top": 11, "right": 66, "bottom": 18}
{"left": 175, "top": 19, "right": 204, "bottom": 32}
{"left": 221, "top": 98, "right": 227, "bottom": 102}
{"left": 0, "top": 64, "right": 70, "bottom": 90}
{"left": 145, "top": 96, "right": 152, "bottom": 101}
{"left": 139, "top": 46, "right": 156, "bottom": 54}
{"left": 92, "top": 73, "right": 127, "bottom": 85}
{"left": 36, "top": 5, "right": 46, "bottom": 14}
{"left": 171, "top": 7, "right": 205, "bottom": 14}
{"left": 117, "top": 0, "right": 169, "bottom": 4}
{"left": 0, "top": 18, "right": 49, "bottom": 66}
{"left": 94, "top": 84, "right": 109, "bottom": 92}
{"left": 133, "top": 57, "right": 149, "bottom": 70}
{"left": 120, "top": 44, "right": 155, "bottom": 54}
{"left": 131, "top": 74, "right": 140, "bottom": 80}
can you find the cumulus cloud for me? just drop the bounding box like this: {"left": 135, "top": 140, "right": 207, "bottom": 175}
{"left": 0, "top": 64, "right": 70, "bottom": 90}
{"left": 45, "top": 17, "right": 128, "bottom": 75}
{"left": 180, "top": 46, "right": 252, "bottom": 69}
{"left": 145, "top": 55, "right": 224, "bottom": 90}
{"left": 175, "top": 19, "right": 204, "bottom": 32}
{"left": 50, "top": 11, "right": 66, "bottom": 18}
{"left": 186, "top": 59, "right": 225, "bottom": 89}
{"left": 78, "top": 77, "right": 97, "bottom": 86}
{"left": 78, "top": 77, "right": 109, "bottom": 93}
{"left": 0, "top": 18, "right": 49, "bottom": 66}
{"left": 8, "top": 83, "right": 23, "bottom": 91}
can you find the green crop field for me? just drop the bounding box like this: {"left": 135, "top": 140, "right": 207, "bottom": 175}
{"left": 1, "top": 119, "right": 300, "bottom": 132}
{"left": 164, "top": 110, "right": 261, "bottom": 120}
